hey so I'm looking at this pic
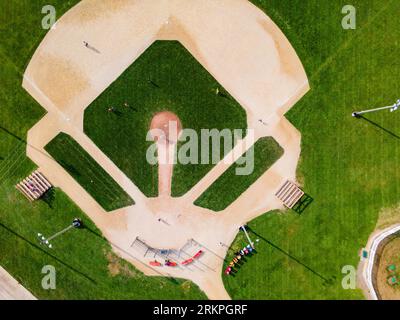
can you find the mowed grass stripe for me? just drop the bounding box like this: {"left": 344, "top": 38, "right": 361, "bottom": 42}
{"left": 62, "top": 137, "right": 124, "bottom": 198}
{"left": 0, "top": 142, "right": 26, "bottom": 179}
{"left": 194, "top": 137, "right": 283, "bottom": 211}
{"left": 45, "top": 133, "right": 134, "bottom": 211}
{"left": 54, "top": 137, "right": 116, "bottom": 201}
{"left": 0, "top": 145, "right": 32, "bottom": 185}
{"left": 48, "top": 133, "right": 133, "bottom": 209}
{"left": 49, "top": 136, "right": 122, "bottom": 207}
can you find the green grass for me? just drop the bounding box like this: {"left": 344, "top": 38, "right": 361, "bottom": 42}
{"left": 194, "top": 137, "right": 283, "bottom": 211}
{"left": 45, "top": 133, "right": 134, "bottom": 212}
{"left": 84, "top": 40, "right": 247, "bottom": 198}
{"left": 0, "top": 0, "right": 205, "bottom": 300}
{"left": 223, "top": 0, "right": 400, "bottom": 299}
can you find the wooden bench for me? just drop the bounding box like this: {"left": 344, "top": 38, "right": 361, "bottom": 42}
{"left": 275, "top": 180, "right": 304, "bottom": 209}
{"left": 15, "top": 171, "right": 52, "bottom": 202}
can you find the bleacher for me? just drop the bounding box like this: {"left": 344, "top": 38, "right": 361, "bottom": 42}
{"left": 275, "top": 180, "right": 304, "bottom": 209}
{"left": 15, "top": 170, "right": 52, "bottom": 201}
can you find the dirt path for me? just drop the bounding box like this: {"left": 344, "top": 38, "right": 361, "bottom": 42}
{"left": 23, "top": 0, "right": 309, "bottom": 300}
{"left": 0, "top": 267, "right": 36, "bottom": 300}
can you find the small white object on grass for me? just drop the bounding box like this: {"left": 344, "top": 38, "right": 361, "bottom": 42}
{"left": 390, "top": 100, "right": 400, "bottom": 112}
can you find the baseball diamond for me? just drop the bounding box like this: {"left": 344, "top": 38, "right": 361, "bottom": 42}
{"left": 0, "top": 0, "right": 399, "bottom": 303}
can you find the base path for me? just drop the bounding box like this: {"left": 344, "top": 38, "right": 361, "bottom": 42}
{"left": 22, "top": 0, "right": 309, "bottom": 299}
{"left": 0, "top": 267, "right": 36, "bottom": 300}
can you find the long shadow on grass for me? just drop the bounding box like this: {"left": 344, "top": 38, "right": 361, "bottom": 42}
{"left": 83, "top": 226, "right": 180, "bottom": 285}
{"left": 0, "top": 126, "right": 58, "bottom": 163}
{"left": 41, "top": 188, "right": 56, "bottom": 209}
{"left": 248, "top": 228, "right": 332, "bottom": 284}
{"left": 292, "top": 193, "right": 313, "bottom": 215}
{"left": 0, "top": 126, "right": 25, "bottom": 142}
{"left": 359, "top": 116, "right": 400, "bottom": 139}
{"left": 0, "top": 222, "right": 96, "bottom": 284}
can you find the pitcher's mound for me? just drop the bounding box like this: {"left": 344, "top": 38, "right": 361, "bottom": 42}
{"left": 150, "top": 111, "right": 182, "bottom": 144}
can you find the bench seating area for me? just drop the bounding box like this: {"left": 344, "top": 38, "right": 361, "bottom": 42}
{"left": 15, "top": 171, "right": 52, "bottom": 201}
{"left": 275, "top": 180, "right": 304, "bottom": 209}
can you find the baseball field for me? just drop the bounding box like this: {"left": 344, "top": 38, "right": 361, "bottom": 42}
{"left": 1, "top": 0, "right": 400, "bottom": 300}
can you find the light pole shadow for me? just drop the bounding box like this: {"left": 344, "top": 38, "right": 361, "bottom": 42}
{"left": 359, "top": 115, "right": 400, "bottom": 140}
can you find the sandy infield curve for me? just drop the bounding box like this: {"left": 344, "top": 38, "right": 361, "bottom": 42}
{"left": 23, "top": 0, "right": 309, "bottom": 299}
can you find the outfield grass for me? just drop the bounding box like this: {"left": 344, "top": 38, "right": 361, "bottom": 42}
{"left": 45, "top": 133, "right": 134, "bottom": 212}
{"left": 0, "top": 0, "right": 205, "bottom": 300}
{"left": 223, "top": 0, "right": 400, "bottom": 299}
{"left": 84, "top": 41, "right": 247, "bottom": 198}
{"left": 194, "top": 137, "right": 283, "bottom": 211}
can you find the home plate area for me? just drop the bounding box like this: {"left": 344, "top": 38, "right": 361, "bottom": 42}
{"left": 131, "top": 238, "right": 222, "bottom": 272}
